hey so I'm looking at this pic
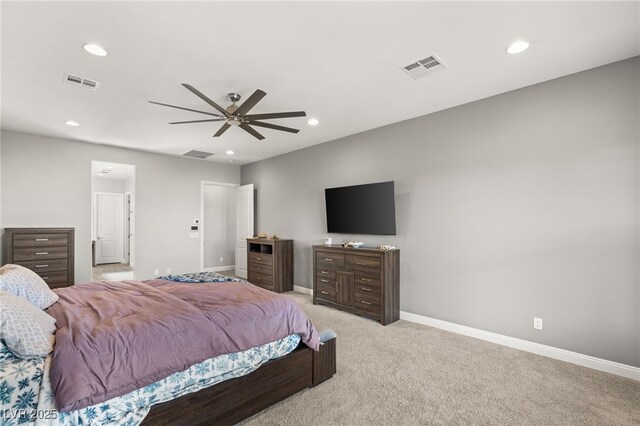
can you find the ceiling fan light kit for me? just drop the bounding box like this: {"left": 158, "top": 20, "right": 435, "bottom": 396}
{"left": 150, "top": 84, "right": 306, "bottom": 140}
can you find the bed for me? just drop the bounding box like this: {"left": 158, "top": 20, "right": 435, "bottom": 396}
{"left": 0, "top": 270, "right": 336, "bottom": 426}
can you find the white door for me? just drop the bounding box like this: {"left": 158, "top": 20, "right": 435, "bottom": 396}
{"left": 96, "top": 192, "right": 125, "bottom": 264}
{"left": 235, "top": 184, "right": 254, "bottom": 278}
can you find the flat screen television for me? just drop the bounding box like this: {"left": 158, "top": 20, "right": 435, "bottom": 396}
{"left": 325, "top": 181, "right": 396, "bottom": 235}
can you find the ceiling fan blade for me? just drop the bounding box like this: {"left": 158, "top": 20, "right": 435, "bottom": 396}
{"left": 249, "top": 121, "right": 300, "bottom": 134}
{"left": 239, "top": 123, "right": 265, "bottom": 140}
{"left": 169, "top": 118, "right": 226, "bottom": 124}
{"left": 235, "top": 89, "right": 266, "bottom": 116}
{"left": 243, "top": 111, "right": 306, "bottom": 120}
{"left": 182, "top": 84, "right": 229, "bottom": 117}
{"left": 213, "top": 123, "right": 231, "bottom": 137}
{"left": 148, "top": 101, "right": 223, "bottom": 117}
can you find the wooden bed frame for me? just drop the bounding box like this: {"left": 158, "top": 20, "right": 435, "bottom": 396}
{"left": 142, "top": 337, "right": 336, "bottom": 426}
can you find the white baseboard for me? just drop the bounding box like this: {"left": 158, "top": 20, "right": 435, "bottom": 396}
{"left": 202, "top": 265, "right": 235, "bottom": 272}
{"left": 400, "top": 311, "right": 640, "bottom": 382}
{"left": 293, "top": 285, "right": 313, "bottom": 295}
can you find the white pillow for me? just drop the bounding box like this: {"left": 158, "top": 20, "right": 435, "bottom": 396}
{"left": 0, "top": 264, "right": 58, "bottom": 309}
{"left": 0, "top": 290, "right": 56, "bottom": 359}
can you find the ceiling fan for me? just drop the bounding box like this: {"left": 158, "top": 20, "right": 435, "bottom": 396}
{"left": 149, "top": 84, "right": 306, "bottom": 140}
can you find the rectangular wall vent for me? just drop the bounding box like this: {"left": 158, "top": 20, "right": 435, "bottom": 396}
{"left": 182, "top": 150, "right": 214, "bottom": 159}
{"left": 63, "top": 73, "right": 100, "bottom": 91}
{"left": 401, "top": 54, "right": 447, "bottom": 80}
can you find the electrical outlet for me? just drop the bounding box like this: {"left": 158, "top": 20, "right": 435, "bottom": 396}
{"left": 219, "top": 257, "right": 224, "bottom": 263}
{"left": 533, "top": 317, "right": 543, "bottom": 330}
{"left": 153, "top": 269, "right": 159, "bottom": 276}
{"left": 166, "top": 267, "right": 171, "bottom": 274}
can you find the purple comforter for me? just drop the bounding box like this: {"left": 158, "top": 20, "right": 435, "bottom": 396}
{"left": 46, "top": 279, "right": 319, "bottom": 412}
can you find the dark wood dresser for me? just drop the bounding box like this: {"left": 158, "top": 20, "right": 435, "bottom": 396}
{"left": 313, "top": 245, "right": 399, "bottom": 325}
{"left": 247, "top": 238, "right": 293, "bottom": 293}
{"left": 3, "top": 228, "right": 75, "bottom": 288}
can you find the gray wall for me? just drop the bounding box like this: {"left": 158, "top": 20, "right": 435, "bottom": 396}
{"left": 92, "top": 177, "right": 126, "bottom": 193}
{"left": 242, "top": 57, "right": 640, "bottom": 367}
{"left": 1, "top": 131, "right": 240, "bottom": 282}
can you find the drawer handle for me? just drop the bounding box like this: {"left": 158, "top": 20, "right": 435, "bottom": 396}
{"left": 256, "top": 257, "right": 262, "bottom": 261}
{"left": 320, "top": 291, "right": 329, "bottom": 295}
{"left": 356, "top": 262, "right": 368, "bottom": 266}
{"left": 361, "top": 300, "right": 372, "bottom": 305}
{"left": 35, "top": 238, "right": 49, "bottom": 242}
{"left": 36, "top": 252, "right": 49, "bottom": 255}
{"left": 256, "top": 267, "right": 262, "bottom": 270}
{"left": 256, "top": 276, "right": 262, "bottom": 280}
{"left": 42, "top": 276, "right": 49, "bottom": 280}
{"left": 35, "top": 265, "right": 49, "bottom": 268}
{"left": 324, "top": 258, "right": 334, "bottom": 262}
{"left": 359, "top": 287, "right": 372, "bottom": 292}
{"left": 320, "top": 279, "right": 330, "bottom": 283}
{"left": 320, "top": 271, "right": 330, "bottom": 275}
{"left": 361, "top": 278, "right": 372, "bottom": 282}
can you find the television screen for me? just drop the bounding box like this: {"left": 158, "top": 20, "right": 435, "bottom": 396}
{"left": 325, "top": 181, "right": 396, "bottom": 235}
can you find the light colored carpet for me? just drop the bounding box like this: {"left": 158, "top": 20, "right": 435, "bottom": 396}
{"left": 243, "top": 292, "right": 640, "bottom": 425}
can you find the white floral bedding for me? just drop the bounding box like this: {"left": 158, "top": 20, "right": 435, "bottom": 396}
{"left": 0, "top": 335, "right": 300, "bottom": 426}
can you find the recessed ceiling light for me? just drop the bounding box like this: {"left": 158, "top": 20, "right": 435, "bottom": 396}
{"left": 506, "top": 40, "right": 530, "bottom": 55}
{"left": 228, "top": 159, "right": 236, "bottom": 163}
{"left": 64, "top": 120, "right": 80, "bottom": 127}
{"left": 83, "top": 43, "right": 108, "bottom": 57}
{"left": 225, "top": 150, "right": 235, "bottom": 155}
{"left": 97, "top": 172, "right": 106, "bottom": 176}
{"left": 307, "top": 118, "right": 319, "bottom": 126}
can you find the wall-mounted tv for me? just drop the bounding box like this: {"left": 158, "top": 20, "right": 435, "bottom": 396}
{"left": 325, "top": 181, "right": 396, "bottom": 235}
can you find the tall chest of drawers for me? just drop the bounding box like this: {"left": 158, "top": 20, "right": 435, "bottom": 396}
{"left": 313, "top": 245, "right": 400, "bottom": 325}
{"left": 247, "top": 238, "right": 293, "bottom": 293}
{"left": 3, "top": 228, "right": 75, "bottom": 289}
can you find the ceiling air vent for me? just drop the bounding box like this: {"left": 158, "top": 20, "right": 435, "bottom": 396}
{"left": 63, "top": 73, "right": 101, "bottom": 91}
{"left": 401, "top": 54, "right": 447, "bottom": 80}
{"left": 182, "top": 150, "right": 214, "bottom": 159}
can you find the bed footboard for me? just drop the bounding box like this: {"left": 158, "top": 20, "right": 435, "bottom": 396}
{"left": 142, "top": 336, "right": 337, "bottom": 426}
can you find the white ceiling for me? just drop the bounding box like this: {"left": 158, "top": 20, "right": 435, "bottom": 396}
{"left": 2, "top": 2, "right": 638, "bottom": 165}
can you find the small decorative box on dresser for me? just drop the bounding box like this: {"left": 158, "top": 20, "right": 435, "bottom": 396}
{"left": 3, "top": 228, "right": 75, "bottom": 289}
{"left": 313, "top": 245, "right": 400, "bottom": 325}
{"left": 247, "top": 238, "right": 293, "bottom": 293}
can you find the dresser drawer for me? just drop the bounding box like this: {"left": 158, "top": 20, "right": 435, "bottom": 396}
{"left": 316, "top": 252, "right": 345, "bottom": 268}
{"left": 249, "top": 263, "right": 273, "bottom": 276}
{"left": 249, "top": 252, "right": 273, "bottom": 266}
{"left": 249, "top": 271, "right": 273, "bottom": 288}
{"left": 37, "top": 271, "right": 69, "bottom": 286}
{"left": 316, "top": 268, "right": 336, "bottom": 281}
{"left": 13, "top": 233, "right": 69, "bottom": 248}
{"left": 13, "top": 246, "right": 69, "bottom": 262}
{"left": 316, "top": 283, "right": 337, "bottom": 303}
{"left": 354, "top": 274, "right": 381, "bottom": 288}
{"left": 355, "top": 292, "right": 381, "bottom": 314}
{"left": 14, "top": 259, "right": 69, "bottom": 272}
{"left": 316, "top": 274, "right": 336, "bottom": 287}
{"left": 346, "top": 255, "right": 381, "bottom": 276}
{"left": 355, "top": 282, "right": 380, "bottom": 297}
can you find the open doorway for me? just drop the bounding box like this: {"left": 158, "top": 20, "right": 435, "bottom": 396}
{"left": 91, "top": 161, "right": 136, "bottom": 281}
{"left": 200, "top": 181, "right": 239, "bottom": 275}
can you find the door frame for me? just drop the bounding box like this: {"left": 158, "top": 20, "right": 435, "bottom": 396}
{"left": 125, "top": 191, "right": 134, "bottom": 267}
{"left": 200, "top": 181, "right": 240, "bottom": 272}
